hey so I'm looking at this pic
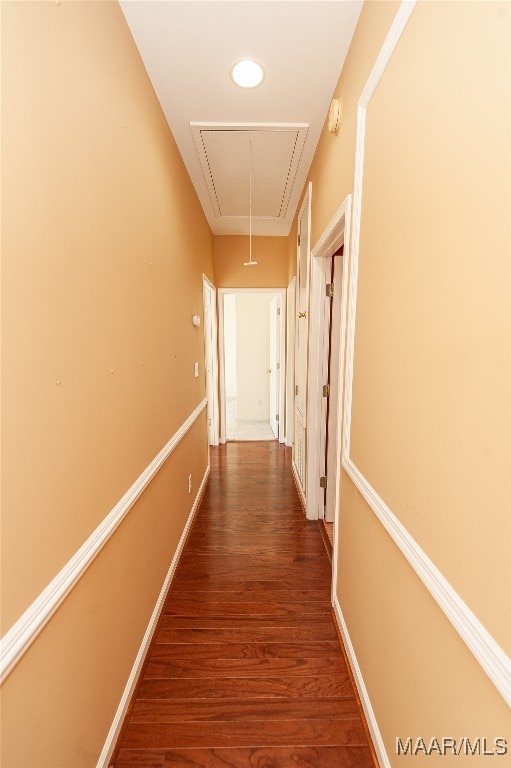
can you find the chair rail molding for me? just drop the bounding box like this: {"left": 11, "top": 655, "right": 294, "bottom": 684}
{"left": 0, "top": 398, "right": 208, "bottom": 684}
{"left": 343, "top": 459, "right": 511, "bottom": 707}
{"left": 341, "top": 0, "right": 511, "bottom": 707}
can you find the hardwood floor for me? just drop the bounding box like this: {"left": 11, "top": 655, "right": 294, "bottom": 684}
{"left": 112, "top": 442, "right": 377, "bottom": 768}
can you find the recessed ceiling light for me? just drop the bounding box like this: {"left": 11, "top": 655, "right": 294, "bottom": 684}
{"left": 230, "top": 59, "right": 265, "bottom": 89}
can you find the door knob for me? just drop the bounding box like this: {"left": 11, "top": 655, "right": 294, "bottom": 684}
{"left": 267, "top": 368, "right": 272, "bottom": 373}
{"left": 298, "top": 311, "right": 307, "bottom": 319}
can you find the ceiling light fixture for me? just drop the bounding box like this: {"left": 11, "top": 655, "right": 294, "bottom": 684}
{"left": 231, "top": 59, "right": 265, "bottom": 89}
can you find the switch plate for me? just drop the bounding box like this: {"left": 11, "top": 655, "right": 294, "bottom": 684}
{"left": 194, "top": 362, "right": 199, "bottom": 377}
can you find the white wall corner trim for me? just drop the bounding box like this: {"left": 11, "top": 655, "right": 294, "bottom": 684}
{"left": 333, "top": 597, "right": 391, "bottom": 768}
{"left": 342, "top": 458, "right": 511, "bottom": 707}
{"left": 0, "top": 398, "right": 208, "bottom": 685}
{"left": 96, "top": 463, "right": 210, "bottom": 768}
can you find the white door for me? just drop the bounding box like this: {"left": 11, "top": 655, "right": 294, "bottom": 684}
{"left": 293, "top": 184, "right": 312, "bottom": 496}
{"left": 269, "top": 296, "right": 279, "bottom": 438}
{"left": 202, "top": 276, "right": 219, "bottom": 446}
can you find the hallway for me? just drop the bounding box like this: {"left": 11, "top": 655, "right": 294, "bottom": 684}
{"left": 112, "top": 442, "right": 376, "bottom": 768}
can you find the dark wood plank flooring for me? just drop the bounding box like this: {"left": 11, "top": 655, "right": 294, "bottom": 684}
{"left": 112, "top": 442, "right": 377, "bottom": 768}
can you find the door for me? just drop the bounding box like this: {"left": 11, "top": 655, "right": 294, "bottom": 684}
{"left": 269, "top": 296, "right": 279, "bottom": 438}
{"left": 202, "top": 276, "right": 219, "bottom": 446}
{"left": 293, "top": 184, "right": 312, "bottom": 496}
{"left": 323, "top": 249, "right": 344, "bottom": 521}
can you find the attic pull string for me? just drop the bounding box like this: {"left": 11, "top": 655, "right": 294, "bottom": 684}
{"left": 244, "top": 140, "right": 258, "bottom": 266}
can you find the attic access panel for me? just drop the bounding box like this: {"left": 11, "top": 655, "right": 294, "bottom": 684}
{"left": 191, "top": 123, "right": 308, "bottom": 220}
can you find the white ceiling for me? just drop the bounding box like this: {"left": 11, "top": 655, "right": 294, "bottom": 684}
{"left": 120, "top": 1, "right": 363, "bottom": 236}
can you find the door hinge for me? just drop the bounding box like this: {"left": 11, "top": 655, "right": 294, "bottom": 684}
{"left": 276, "top": 414, "right": 279, "bottom": 422}
{"left": 322, "top": 384, "right": 330, "bottom": 398}
{"left": 295, "top": 384, "right": 299, "bottom": 396}
{"left": 320, "top": 476, "right": 328, "bottom": 489}
{"left": 277, "top": 362, "right": 280, "bottom": 370}
{"left": 277, "top": 307, "right": 281, "bottom": 315}
{"left": 326, "top": 283, "right": 334, "bottom": 298}
{"left": 298, "top": 234, "right": 301, "bottom": 246}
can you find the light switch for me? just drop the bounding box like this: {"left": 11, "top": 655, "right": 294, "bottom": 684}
{"left": 194, "top": 362, "right": 199, "bottom": 378}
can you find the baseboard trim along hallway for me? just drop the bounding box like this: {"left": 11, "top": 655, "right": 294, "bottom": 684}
{"left": 333, "top": 598, "right": 390, "bottom": 768}
{"left": 109, "top": 442, "right": 378, "bottom": 768}
{"left": 97, "top": 464, "right": 210, "bottom": 768}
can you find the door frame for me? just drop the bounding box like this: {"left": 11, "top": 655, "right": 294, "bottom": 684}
{"left": 218, "top": 288, "right": 286, "bottom": 444}
{"left": 305, "top": 195, "right": 352, "bottom": 589}
{"left": 285, "top": 277, "right": 296, "bottom": 448}
{"left": 202, "top": 275, "right": 220, "bottom": 446}
{"left": 268, "top": 295, "right": 280, "bottom": 439}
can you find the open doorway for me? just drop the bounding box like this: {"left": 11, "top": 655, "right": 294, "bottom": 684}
{"left": 219, "top": 289, "right": 286, "bottom": 443}
{"left": 306, "top": 194, "right": 351, "bottom": 599}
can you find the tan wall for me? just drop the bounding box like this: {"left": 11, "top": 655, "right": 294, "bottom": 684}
{"left": 1, "top": 2, "right": 213, "bottom": 766}
{"left": 350, "top": 0, "right": 511, "bottom": 653}
{"left": 214, "top": 235, "right": 288, "bottom": 288}
{"left": 289, "top": 1, "right": 511, "bottom": 765}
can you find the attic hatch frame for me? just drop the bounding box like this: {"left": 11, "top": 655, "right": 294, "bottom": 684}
{"left": 191, "top": 122, "right": 308, "bottom": 224}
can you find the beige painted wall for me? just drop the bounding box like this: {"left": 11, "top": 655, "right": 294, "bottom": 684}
{"left": 289, "top": 0, "right": 511, "bottom": 764}
{"left": 214, "top": 235, "right": 288, "bottom": 288}
{"left": 1, "top": 2, "right": 213, "bottom": 766}
{"left": 350, "top": 0, "right": 511, "bottom": 654}
{"left": 235, "top": 293, "right": 274, "bottom": 421}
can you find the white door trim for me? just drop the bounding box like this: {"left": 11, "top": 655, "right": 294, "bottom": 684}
{"left": 306, "top": 196, "right": 352, "bottom": 608}
{"left": 306, "top": 195, "right": 352, "bottom": 524}
{"left": 285, "top": 277, "right": 296, "bottom": 448}
{"left": 218, "top": 288, "right": 286, "bottom": 444}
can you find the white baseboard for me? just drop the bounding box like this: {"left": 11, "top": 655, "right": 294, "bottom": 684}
{"left": 291, "top": 461, "right": 306, "bottom": 514}
{"left": 332, "top": 596, "right": 390, "bottom": 768}
{"left": 96, "top": 463, "right": 210, "bottom": 768}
